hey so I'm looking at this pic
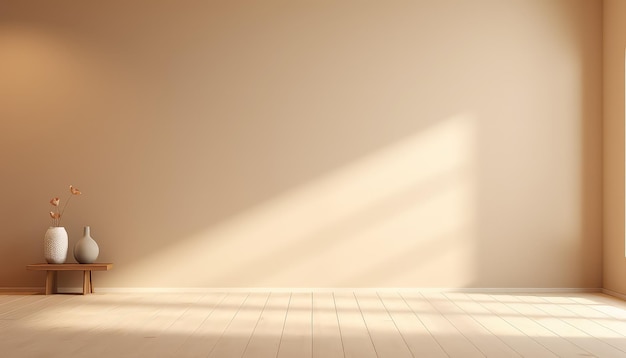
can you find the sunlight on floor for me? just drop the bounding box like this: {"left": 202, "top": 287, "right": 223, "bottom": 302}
{"left": 6, "top": 291, "right": 626, "bottom": 358}
{"left": 14, "top": 291, "right": 626, "bottom": 339}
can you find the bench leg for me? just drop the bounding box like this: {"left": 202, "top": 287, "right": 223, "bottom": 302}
{"left": 45, "top": 271, "right": 57, "bottom": 295}
{"left": 82, "top": 271, "right": 91, "bottom": 295}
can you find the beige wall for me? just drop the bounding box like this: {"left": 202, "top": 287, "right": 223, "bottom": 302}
{"left": 603, "top": 0, "right": 626, "bottom": 296}
{"left": 0, "top": 0, "right": 602, "bottom": 290}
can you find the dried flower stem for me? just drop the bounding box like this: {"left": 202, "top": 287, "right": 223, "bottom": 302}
{"left": 49, "top": 185, "right": 82, "bottom": 227}
{"left": 58, "top": 194, "right": 72, "bottom": 226}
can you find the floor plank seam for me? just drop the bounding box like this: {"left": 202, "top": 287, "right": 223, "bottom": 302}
{"left": 353, "top": 291, "right": 380, "bottom": 358}
{"left": 275, "top": 292, "right": 292, "bottom": 358}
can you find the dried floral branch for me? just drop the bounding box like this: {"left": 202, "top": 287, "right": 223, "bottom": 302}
{"left": 49, "top": 185, "right": 82, "bottom": 227}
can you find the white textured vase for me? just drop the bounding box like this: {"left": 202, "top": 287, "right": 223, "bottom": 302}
{"left": 74, "top": 226, "right": 99, "bottom": 264}
{"left": 44, "top": 227, "right": 68, "bottom": 264}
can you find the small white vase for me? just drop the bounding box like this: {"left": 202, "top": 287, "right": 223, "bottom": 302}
{"left": 74, "top": 226, "right": 99, "bottom": 264}
{"left": 44, "top": 227, "right": 68, "bottom": 264}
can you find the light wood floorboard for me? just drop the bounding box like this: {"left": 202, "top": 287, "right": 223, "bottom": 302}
{"left": 444, "top": 292, "right": 556, "bottom": 357}
{"left": 176, "top": 292, "right": 248, "bottom": 358}
{"left": 503, "top": 294, "right": 626, "bottom": 357}
{"left": 276, "top": 292, "right": 313, "bottom": 358}
{"left": 472, "top": 292, "right": 586, "bottom": 357}
{"left": 242, "top": 292, "right": 290, "bottom": 358}
{"left": 1, "top": 291, "right": 625, "bottom": 357}
{"left": 378, "top": 291, "right": 448, "bottom": 357}
{"left": 334, "top": 292, "right": 377, "bottom": 358}
{"left": 403, "top": 291, "right": 485, "bottom": 357}
{"left": 209, "top": 292, "right": 270, "bottom": 358}
{"left": 355, "top": 291, "right": 413, "bottom": 358}
{"left": 424, "top": 292, "right": 521, "bottom": 357}
{"left": 312, "top": 292, "right": 344, "bottom": 358}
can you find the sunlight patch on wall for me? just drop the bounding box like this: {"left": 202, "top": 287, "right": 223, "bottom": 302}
{"left": 125, "top": 114, "right": 477, "bottom": 287}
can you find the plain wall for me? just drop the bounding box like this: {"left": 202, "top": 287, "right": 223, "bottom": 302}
{"left": 603, "top": 0, "right": 626, "bottom": 296}
{"left": 0, "top": 0, "right": 603, "bottom": 290}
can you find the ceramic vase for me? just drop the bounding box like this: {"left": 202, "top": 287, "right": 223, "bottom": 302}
{"left": 74, "top": 226, "right": 99, "bottom": 264}
{"left": 44, "top": 227, "right": 68, "bottom": 264}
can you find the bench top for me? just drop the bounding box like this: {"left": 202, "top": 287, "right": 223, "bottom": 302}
{"left": 27, "top": 263, "right": 113, "bottom": 271}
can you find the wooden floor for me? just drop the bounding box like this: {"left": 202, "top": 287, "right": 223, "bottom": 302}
{"left": 1, "top": 291, "right": 626, "bottom": 357}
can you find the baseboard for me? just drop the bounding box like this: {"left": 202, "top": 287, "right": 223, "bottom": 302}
{"left": 49, "top": 287, "right": 603, "bottom": 294}
{"left": 602, "top": 288, "right": 626, "bottom": 301}
{"left": 0, "top": 287, "right": 42, "bottom": 295}
{"left": 2, "top": 286, "right": 604, "bottom": 295}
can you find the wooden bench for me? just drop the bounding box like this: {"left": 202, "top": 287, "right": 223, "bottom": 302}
{"left": 26, "top": 263, "right": 113, "bottom": 295}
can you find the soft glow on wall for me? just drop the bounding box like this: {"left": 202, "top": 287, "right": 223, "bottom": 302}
{"left": 0, "top": 25, "right": 91, "bottom": 116}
